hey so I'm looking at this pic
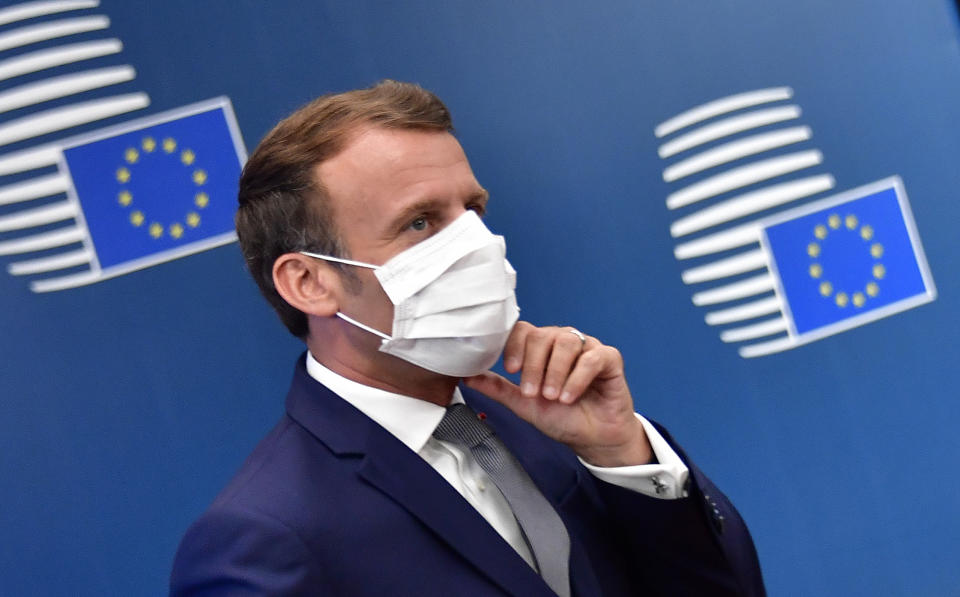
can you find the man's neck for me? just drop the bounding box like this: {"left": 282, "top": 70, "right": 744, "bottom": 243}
{"left": 307, "top": 346, "right": 459, "bottom": 406}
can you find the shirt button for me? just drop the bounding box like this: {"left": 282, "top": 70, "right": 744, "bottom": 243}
{"left": 477, "top": 481, "right": 486, "bottom": 492}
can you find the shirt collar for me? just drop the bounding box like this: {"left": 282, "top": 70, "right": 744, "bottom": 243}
{"left": 305, "top": 351, "right": 463, "bottom": 454}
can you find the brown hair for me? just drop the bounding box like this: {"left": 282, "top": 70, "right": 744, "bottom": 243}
{"left": 236, "top": 80, "right": 454, "bottom": 337}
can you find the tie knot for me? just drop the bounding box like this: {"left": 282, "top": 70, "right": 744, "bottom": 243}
{"left": 433, "top": 403, "right": 494, "bottom": 448}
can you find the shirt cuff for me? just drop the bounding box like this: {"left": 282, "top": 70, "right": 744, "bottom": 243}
{"left": 578, "top": 413, "right": 690, "bottom": 500}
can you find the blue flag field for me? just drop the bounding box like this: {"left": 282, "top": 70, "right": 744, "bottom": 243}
{"left": 63, "top": 100, "right": 244, "bottom": 274}
{"left": 762, "top": 177, "right": 936, "bottom": 345}
{"left": 5, "top": 98, "right": 247, "bottom": 293}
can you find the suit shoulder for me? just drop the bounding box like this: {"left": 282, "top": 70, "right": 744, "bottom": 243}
{"left": 203, "top": 414, "right": 347, "bottom": 525}
{"left": 170, "top": 494, "right": 324, "bottom": 595}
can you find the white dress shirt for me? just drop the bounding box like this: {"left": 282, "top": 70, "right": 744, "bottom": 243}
{"left": 305, "top": 353, "right": 689, "bottom": 567}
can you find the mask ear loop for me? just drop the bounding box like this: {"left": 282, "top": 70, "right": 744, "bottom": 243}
{"left": 299, "top": 252, "right": 392, "bottom": 341}
{"left": 300, "top": 251, "right": 378, "bottom": 269}
{"left": 335, "top": 312, "right": 391, "bottom": 340}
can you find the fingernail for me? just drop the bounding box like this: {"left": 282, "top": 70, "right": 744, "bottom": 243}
{"left": 543, "top": 386, "right": 558, "bottom": 399}
{"left": 522, "top": 382, "right": 536, "bottom": 396}
{"left": 505, "top": 357, "right": 520, "bottom": 371}
{"left": 560, "top": 391, "right": 572, "bottom": 403}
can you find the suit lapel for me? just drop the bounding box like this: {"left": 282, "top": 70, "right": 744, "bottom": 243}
{"left": 358, "top": 430, "right": 554, "bottom": 597}
{"left": 285, "top": 356, "right": 554, "bottom": 597}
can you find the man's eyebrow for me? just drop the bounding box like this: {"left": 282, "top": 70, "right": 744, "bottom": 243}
{"left": 472, "top": 188, "right": 490, "bottom": 208}
{"left": 464, "top": 188, "right": 490, "bottom": 215}
{"left": 386, "top": 198, "right": 447, "bottom": 232}
{"left": 386, "top": 190, "right": 490, "bottom": 232}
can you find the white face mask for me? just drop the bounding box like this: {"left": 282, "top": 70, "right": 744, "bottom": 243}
{"left": 301, "top": 210, "right": 520, "bottom": 377}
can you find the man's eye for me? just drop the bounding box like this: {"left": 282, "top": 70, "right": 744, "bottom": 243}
{"left": 410, "top": 217, "right": 427, "bottom": 231}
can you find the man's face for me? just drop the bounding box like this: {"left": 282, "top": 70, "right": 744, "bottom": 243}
{"left": 316, "top": 126, "right": 489, "bottom": 346}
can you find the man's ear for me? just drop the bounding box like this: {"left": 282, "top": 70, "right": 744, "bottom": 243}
{"left": 273, "top": 253, "right": 340, "bottom": 317}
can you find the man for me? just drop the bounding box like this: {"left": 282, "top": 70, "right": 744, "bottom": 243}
{"left": 171, "top": 80, "right": 765, "bottom": 596}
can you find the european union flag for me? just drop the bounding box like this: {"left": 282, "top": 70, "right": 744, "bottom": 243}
{"left": 60, "top": 98, "right": 244, "bottom": 277}
{"left": 762, "top": 177, "right": 935, "bottom": 341}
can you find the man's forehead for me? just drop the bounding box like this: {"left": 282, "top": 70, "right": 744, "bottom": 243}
{"left": 335, "top": 125, "right": 462, "bottom": 163}
{"left": 312, "top": 125, "right": 483, "bottom": 246}
{"left": 315, "top": 126, "right": 473, "bottom": 197}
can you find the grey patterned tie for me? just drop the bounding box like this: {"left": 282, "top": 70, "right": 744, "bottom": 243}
{"left": 433, "top": 403, "right": 571, "bottom": 597}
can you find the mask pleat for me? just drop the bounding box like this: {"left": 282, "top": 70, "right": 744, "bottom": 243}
{"left": 380, "top": 329, "right": 516, "bottom": 376}
{"left": 394, "top": 296, "right": 519, "bottom": 339}
{"left": 406, "top": 264, "right": 513, "bottom": 317}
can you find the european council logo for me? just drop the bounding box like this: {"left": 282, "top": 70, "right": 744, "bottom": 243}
{"left": 655, "top": 87, "right": 936, "bottom": 357}
{"left": 0, "top": 98, "right": 245, "bottom": 292}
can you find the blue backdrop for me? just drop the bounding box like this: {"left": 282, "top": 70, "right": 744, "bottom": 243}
{"left": 1, "top": 1, "right": 958, "bottom": 595}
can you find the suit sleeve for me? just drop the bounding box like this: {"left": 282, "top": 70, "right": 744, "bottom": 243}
{"left": 170, "top": 506, "right": 323, "bottom": 597}
{"left": 583, "top": 422, "right": 766, "bottom": 597}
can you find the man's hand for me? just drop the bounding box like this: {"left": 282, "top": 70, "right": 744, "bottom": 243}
{"left": 463, "top": 321, "right": 653, "bottom": 467}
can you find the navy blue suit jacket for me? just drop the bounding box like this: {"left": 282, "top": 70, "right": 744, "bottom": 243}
{"left": 171, "top": 355, "right": 765, "bottom": 596}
